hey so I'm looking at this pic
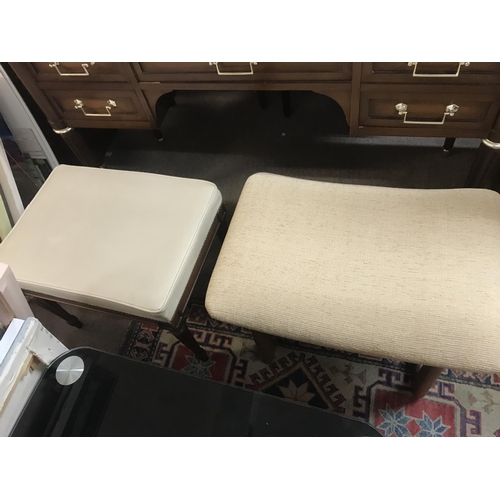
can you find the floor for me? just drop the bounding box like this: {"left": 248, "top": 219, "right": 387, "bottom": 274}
{"left": 30, "top": 90, "right": 481, "bottom": 353}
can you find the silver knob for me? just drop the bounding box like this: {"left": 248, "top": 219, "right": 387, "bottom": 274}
{"left": 55, "top": 355, "right": 85, "bottom": 386}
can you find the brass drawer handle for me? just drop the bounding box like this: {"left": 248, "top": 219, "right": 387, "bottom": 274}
{"left": 49, "top": 62, "right": 95, "bottom": 77}
{"left": 395, "top": 103, "right": 459, "bottom": 125}
{"left": 407, "top": 62, "right": 470, "bottom": 78}
{"left": 74, "top": 99, "right": 117, "bottom": 117}
{"left": 209, "top": 62, "right": 257, "bottom": 76}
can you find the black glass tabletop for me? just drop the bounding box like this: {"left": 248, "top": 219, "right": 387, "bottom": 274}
{"left": 11, "top": 347, "right": 381, "bottom": 437}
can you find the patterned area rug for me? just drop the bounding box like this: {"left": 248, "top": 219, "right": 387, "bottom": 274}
{"left": 120, "top": 302, "right": 500, "bottom": 437}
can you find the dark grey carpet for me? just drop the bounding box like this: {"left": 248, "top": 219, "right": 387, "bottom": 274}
{"left": 34, "top": 89, "right": 481, "bottom": 352}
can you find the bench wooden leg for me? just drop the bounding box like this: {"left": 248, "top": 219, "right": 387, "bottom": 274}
{"left": 172, "top": 320, "right": 209, "bottom": 362}
{"left": 252, "top": 331, "right": 278, "bottom": 364}
{"left": 33, "top": 298, "right": 83, "bottom": 329}
{"left": 412, "top": 365, "right": 443, "bottom": 399}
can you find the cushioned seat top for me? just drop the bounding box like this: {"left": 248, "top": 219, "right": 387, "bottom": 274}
{"left": 206, "top": 173, "right": 500, "bottom": 373}
{"left": 0, "top": 165, "right": 222, "bottom": 322}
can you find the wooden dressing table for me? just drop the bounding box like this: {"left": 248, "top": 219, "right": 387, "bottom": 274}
{"left": 8, "top": 62, "right": 500, "bottom": 190}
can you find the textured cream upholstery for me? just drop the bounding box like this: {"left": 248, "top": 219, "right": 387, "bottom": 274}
{"left": 0, "top": 165, "right": 222, "bottom": 323}
{"left": 206, "top": 173, "right": 500, "bottom": 373}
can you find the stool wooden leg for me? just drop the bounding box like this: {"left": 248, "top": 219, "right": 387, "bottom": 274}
{"left": 33, "top": 299, "right": 83, "bottom": 329}
{"left": 173, "top": 320, "right": 209, "bottom": 361}
{"left": 252, "top": 331, "right": 278, "bottom": 364}
{"left": 217, "top": 204, "right": 229, "bottom": 242}
{"left": 412, "top": 365, "right": 443, "bottom": 399}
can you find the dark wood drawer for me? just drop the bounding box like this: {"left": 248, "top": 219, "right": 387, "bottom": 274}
{"left": 27, "top": 62, "right": 130, "bottom": 83}
{"left": 362, "top": 62, "right": 500, "bottom": 85}
{"left": 43, "top": 89, "right": 147, "bottom": 128}
{"left": 359, "top": 89, "right": 500, "bottom": 133}
{"left": 133, "top": 62, "right": 352, "bottom": 83}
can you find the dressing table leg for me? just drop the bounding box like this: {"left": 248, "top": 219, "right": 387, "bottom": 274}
{"left": 466, "top": 110, "right": 500, "bottom": 191}
{"left": 281, "top": 91, "right": 291, "bottom": 118}
{"left": 153, "top": 128, "right": 164, "bottom": 141}
{"left": 154, "top": 91, "right": 177, "bottom": 131}
{"left": 257, "top": 91, "right": 268, "bottom": 110}
{"left": 53, "top": 126, "right": 102, "bottom": 167}
{"left": 466, "top": 138, "right": 500, "bottom": 191}
{"left": 442, "top": 137, "right": 456, "bottom": 156}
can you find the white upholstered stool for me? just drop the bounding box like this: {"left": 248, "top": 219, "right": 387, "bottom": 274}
{"left": 206, "top": 173, "right": 500, "bottom": 397}
{"left": 0, "top": 165, "right": 226, "bottom": 360}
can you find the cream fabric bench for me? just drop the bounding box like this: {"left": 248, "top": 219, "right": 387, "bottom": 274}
{"left": 206, "top": 173, "right": 500, "bottom": 397}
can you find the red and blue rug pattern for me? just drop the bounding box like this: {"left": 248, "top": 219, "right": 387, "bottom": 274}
{"left": 120, "top": 303, "right": 500, "bottom": 437}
